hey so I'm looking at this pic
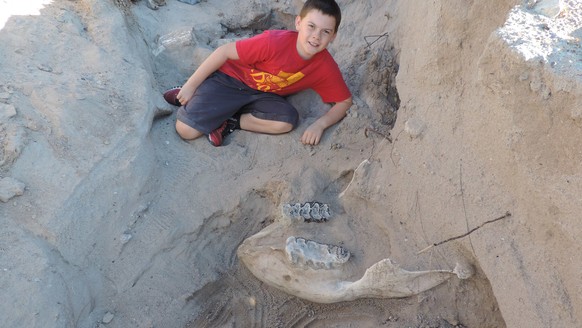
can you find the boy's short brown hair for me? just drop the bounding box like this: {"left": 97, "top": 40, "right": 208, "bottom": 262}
{"left": 299, "top": 0, "right": 342, "bottom": 33}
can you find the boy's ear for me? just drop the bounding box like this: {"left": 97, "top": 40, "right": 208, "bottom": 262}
{"left": 294, "top": 15, "right": 301, "bottom": 30}
{"left": 330, "top": 32, "right": 337, "bottom": 43}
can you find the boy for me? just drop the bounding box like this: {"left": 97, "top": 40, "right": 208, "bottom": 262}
{"left": 165, "top": 0, "right": 352, "bottom": 147}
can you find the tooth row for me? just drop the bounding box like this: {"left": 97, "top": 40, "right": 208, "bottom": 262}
{"left": 281, "top": 202, "right": 331, "bottom": 222}
{"left": 285, "top": 236, "right": 350, "bottom": 270}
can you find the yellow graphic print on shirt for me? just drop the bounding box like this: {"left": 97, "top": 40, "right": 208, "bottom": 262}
{"left": 250, "top": 70, "right": 305, "bottom": 92}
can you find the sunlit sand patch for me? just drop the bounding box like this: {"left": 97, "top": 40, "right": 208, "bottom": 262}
{"left": 0, "top": 0, "right": 53, "bottom": 30}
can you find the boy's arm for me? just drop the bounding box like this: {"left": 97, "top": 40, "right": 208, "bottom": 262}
{"left": 176, "top": 42, "right": 240, "bottom": 105}
{"left": 300, "top": 97, "right": 353, "bottom": 145}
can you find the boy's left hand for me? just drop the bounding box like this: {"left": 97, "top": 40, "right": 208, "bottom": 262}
{"left": 300, "top": 98, "right": 352, "bottom": 146}
{"left": 301, "top": 122, "right": 325, "bottom": 145}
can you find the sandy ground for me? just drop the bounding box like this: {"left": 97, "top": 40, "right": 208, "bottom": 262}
{"left": 0, "top": 0, "right": 581, "bottom": 327}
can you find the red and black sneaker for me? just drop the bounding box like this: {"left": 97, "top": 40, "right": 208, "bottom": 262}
{"left": 208, "top": 120, "right": 237, "bottom": 147}
{"left": 163, "top": 86, "right": 182, "bottom": 106}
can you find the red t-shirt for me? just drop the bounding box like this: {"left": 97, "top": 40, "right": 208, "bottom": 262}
{"left": 219, "top": 30, "right": 351, "bottom": 103}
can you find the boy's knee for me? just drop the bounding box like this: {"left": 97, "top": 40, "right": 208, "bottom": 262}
{"left": 175, "top": 120, "right": 202, "bottom": 140}
{"left": 271, "top": 121, "right": 294, "bottom": 134}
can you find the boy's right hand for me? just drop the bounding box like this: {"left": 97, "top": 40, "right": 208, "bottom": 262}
{"left": 176, "top": 87, "right": 195, "bottom": 106}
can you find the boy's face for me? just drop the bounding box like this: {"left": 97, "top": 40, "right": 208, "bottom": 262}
{"left": 295, "top": 10, "right": 337, "bottom": 60}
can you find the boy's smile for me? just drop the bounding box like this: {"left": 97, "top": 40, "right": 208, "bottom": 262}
{"left": 295, "top": 10, "right": 337, "bottom": 60}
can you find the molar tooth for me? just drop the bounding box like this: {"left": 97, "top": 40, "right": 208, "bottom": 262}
{"left": 300, "top": 203, "right": 311, "bottom": 219}
{"left": 310, "top": 203, "right": 322, "bottom": 220}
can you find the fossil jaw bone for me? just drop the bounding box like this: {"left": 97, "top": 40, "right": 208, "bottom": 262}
{"left": 237, "top": 222, "right": 472, "bottom": 303}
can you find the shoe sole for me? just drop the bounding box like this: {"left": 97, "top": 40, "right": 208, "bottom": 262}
{"left": 163, "top": 86, "right": 182, "bottom": 106}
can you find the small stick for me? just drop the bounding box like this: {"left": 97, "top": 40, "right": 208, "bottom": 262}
{"left": 364, "top": 32, "right": 389, "bottom": 48}
{"left": 417, "top": 211, "right": 512, "bottom": 254}
{"left": 364, "top": 127, "right": 392, "bottom": 143}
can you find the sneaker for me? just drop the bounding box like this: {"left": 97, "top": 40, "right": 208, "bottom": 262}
{"left": 163, "top": 86, "right": 182, "bottom": 106}
{"left": 208, "top": 119, "right": 237, "bottom": 147}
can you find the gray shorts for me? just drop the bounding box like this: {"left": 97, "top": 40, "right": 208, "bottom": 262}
{"left": 176, "top": 71, "right": 299, "bottom": 134}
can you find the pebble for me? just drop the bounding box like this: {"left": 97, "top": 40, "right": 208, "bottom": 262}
{"left": 37, "top": 64, "right": 53, "bottom": 73}
{"left": 0, "top": 104, "right": 16, "bottom": 120}
{"left": 102, "top": 312, "right": 114, "bottom": 324}
{"left": 120, "top": 233, "right": 132, "bottom": 244}
{"left": 404, "top": 118, "right": 426, "bottom": 139}
{"left": 0, "top": 177, "right": 26, "bottom": 203}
